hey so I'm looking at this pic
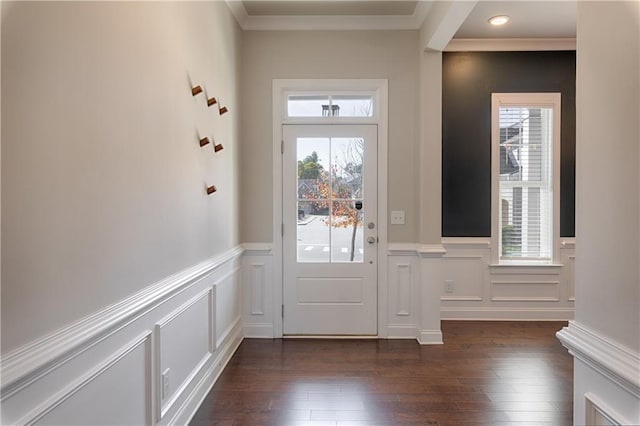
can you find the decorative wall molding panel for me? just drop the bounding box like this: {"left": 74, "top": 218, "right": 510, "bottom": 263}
{"left": 395, "top": 264, "right": 412, "bottom": 316}
{"left": 558, "top": 321, "right": 640, "bottom": 425}
{"left": 387, "top": 239, "right": 574, "bottom": 325}
{"left": 440, "top": 307, "right": 575, "bottom": 321}
{"left": 387, "top": 247, "right": 421, "bottom": 339}
{"left": 386, "top": 239, "right": 575, "bottom": 339}
{"left": 560, "top": 238, "right": 576, "bottom": 301}
{"left": 441, "top": 255, "right": 486, "bottom": 302}
{"left": 585, "top": 392, "right": 631, "bottom": 425}
{"left": 250, "top": 264, "right": 266, "bottom": 315}
{"left": 242, "top": 244, "right": 275, "bottom": 338}
{"left": 440, "top": 238, "right": 574, "bottom": 320}
{"left": 557, "top": 321, "right": 640, "bottom": 398}
{"left": 155, "top": 289, "right": 215, "bottom": 420}
{"left": 490, "top": 281, "right": 561, "bottom": 302}
{"left": 20, "top": 332, "right": 152, "bottom": 426}
{"left": 0, "top": 247, "right": 244, "bottom": 426}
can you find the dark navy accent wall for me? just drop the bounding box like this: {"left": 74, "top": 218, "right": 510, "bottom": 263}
{"left": 442, "top": 51, "right": 576, "bottom": 237}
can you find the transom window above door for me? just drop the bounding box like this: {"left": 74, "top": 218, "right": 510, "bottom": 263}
{"left": 285, "top": 92, "right": 376, "bottom": 119}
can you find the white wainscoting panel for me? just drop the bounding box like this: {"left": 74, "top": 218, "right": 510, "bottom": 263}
{"left": 250, "top": 264, "right": 266, "bottom": 315}
{"left": 558, "top": 321, "right": 640, "bottom": 425}
{"left": 155, "top": 289, "right": 214, "bottom": 419}
{"left": 395, "top": 264, "right": 412, "bottom": 316}
{"left": 31, "top": 333, "right": 152, "bottom": 426}
{"left": 560, "top": 239, "right": 576, "bottom": 301}
{"left": 440, "top": 256, "right": 485, "bottom": 302}
{"left": 585, "top": 393, "right": 627, "bottom": 425}
{"left": 491, "top": 281, "right": 560, "bottom": 302}
{"left": 567, "top": 256, "right": 575, "bottom": 301}
{"left": 441, "top": 238, "right": 490, "bottom": 305}
{"left": 1, "top": 247, "right": 244, "bottom": 426}
{"left": 215, "top": 267, "right": 242, "bottom": 348}
{"left": 440, "top": 238, "right": 574, "bottom": 320}
{"left": 242, "top": 244, "right": 274, "bottom": 338}
{"left": 387, "top": 246, "right": 421, "bottom": 339}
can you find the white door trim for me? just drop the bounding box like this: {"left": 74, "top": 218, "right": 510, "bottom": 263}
{"left": 272, "top": 79, "right": 389, "bottom": 338}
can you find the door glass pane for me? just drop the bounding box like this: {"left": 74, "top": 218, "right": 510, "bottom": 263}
{"left": 330, "top": 201, "right": 364, "bottom": 263}
{"left": 297, "top": 138, "right": 329, "bottom": 199}
{"left": 296, "top": 135, "right": 365, "bottom": 264}
{"left": 297, "top": 137, "right": 330, "bottom": 263}
{"left": 331, "top": 138, "right": 364, "bottom": 199}
{"left": 297, "top": 201, "right": 330, "bottom": 263}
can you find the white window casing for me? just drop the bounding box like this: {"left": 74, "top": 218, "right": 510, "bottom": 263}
{"left": 491, "top": 93, "right": 561, "bottom": 265}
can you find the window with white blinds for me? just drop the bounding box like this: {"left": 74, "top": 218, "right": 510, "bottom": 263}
{"left": 492, "top": 93, "right": 561, "bottom": 264}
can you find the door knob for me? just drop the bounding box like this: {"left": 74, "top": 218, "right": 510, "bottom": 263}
{"left": 367, "top": 236, "right": 376, "bottom": 244}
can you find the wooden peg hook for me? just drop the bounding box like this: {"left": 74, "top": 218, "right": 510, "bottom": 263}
{"left": 218, "top": 106, "right": 228, "bottom": 115}
{"left": 214, "top": 143, "right": 224, "bottom": 153}
{"left": 207, "top": 97, "right": 217, "bottom": 107}
{"left": 199, "top": 137, "right": 210, "bottom": 147}
{"left": 191, "top": 85, "right": 203, "bottom": 96}
{"left": 206, "top": 185, "right": 217, "bottom": 195}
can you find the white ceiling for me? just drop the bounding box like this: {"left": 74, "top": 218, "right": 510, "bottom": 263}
{"left": 455, "top": 1, "right": 576, "bottom": 39}
{"left": 231, "top": 1, "right": 577, "bottom": 40}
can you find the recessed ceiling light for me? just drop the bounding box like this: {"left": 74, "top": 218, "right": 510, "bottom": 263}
{"left": 488, "top": 15, "right": 510, "bottom": 26}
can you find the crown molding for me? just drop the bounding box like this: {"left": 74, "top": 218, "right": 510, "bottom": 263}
{"left": 226, "top": 0, "right": 249, "bottom": 28}
{"left": 445, "top": 38, "right": 576, "bottom": 52}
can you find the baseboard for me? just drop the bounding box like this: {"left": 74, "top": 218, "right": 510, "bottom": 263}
{"left": 418, "top": 329, "right": 443, "bottom": 345}
{"left": 243, "top": 323, "right": 275, "bottom": 338}
{"left": 441, "top": 307, "right": 574, "bottom": 321}
{"left": 170, "top": 319, "right": 244, "bottom": 426}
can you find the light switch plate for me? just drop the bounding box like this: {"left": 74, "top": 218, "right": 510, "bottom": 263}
{"left": 390, "top": 210, "right": 405, "bottom": 225}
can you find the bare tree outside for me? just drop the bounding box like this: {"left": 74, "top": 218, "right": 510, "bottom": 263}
{"left": 298, "top": 139, "right": 364, "bottom": 262}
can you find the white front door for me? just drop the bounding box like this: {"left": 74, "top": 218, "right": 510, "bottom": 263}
{"left": 283, "top": 124, "right": 378, "bottom": 335}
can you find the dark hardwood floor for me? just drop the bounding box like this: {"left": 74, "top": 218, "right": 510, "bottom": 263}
{"left": 190, "top": 321, "right": 573, "bottom": 426}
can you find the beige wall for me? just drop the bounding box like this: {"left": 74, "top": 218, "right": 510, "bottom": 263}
{"left": 1, "top": 1, "right": 242, "bottom": 352}
{"left": 575, "top": 0, "right": 640, "bottom": 352}
{"left": 240, "top": 30, "right": 420, "bottom": 243}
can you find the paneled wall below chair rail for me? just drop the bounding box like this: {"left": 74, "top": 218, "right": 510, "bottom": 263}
{"left": 241, "top": 239, "right": 575, "bottom": 342}
{"left": 0, "top": 248, "right": 244, "bottom": 426}
{"left": 1, "top": 240, "right": 576, "bottom": 424}
{"left": 387, "top": 238, "right": 575, "bottom": 336}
